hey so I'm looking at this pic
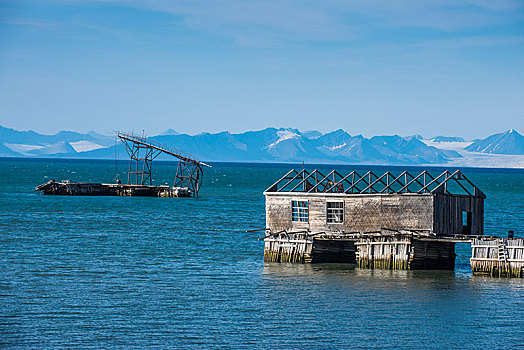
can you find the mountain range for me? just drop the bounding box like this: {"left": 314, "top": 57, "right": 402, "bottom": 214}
{"left": 1, "top": 125, "right": 523, "bottom": 166}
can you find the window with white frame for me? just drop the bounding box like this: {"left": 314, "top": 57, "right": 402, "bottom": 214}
{"left": 291, "top": 200, "right": 309, "bottom": 222}
{"left": 327, "top": 201, "right": 344, "bottom": 223}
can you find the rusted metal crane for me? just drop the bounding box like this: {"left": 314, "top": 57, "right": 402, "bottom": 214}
{"left": 117, "top": 131, "right": 211, "bottom": 197}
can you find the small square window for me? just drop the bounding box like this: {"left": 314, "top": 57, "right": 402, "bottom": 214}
{"left": 292, "top": 200, "right": 309, "bottom": 222}
{"left": 327, "top": 201, "right": 344, "bottom": 223}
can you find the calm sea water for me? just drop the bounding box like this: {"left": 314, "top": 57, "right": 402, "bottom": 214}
{"left": 1, "top": 158, "right": 523, "bottom": 349}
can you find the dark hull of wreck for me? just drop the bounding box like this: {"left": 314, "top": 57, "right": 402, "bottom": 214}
{"left": 35, "top": 181, "right": 191, "bottom": 197}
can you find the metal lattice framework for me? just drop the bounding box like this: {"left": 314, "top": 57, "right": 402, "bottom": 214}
{"left": 174, "top": 160, "right": 204, "bottom": 196}
{"left": 265, "top": 169, "right": 485, "bottom": 197}
{"left": 118, "top": 132, "right": 211, "bottom": 196}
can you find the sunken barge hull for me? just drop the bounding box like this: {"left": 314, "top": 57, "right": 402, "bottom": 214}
{"left": 36, "top": 180, "right": 191, "bottom": 197}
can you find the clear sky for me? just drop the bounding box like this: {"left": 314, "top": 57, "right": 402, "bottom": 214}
{"left": 0, "top": 0, "right": 523, "bottom": 139}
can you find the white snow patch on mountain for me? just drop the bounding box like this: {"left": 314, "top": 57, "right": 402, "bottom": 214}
{"left": 267, "top": 130, "right": 299, "bottom": 149}
{"left": 5, "top": 143, "right": 45, "bottom": 155}
{"left": 329, "top": 143, "right": 346, "bottom": 151}
{"left": 70, "top": 141, "right": 108, "bottom": 152}
{"left": 422, "top": 140, "right": 472, "bottom": 151}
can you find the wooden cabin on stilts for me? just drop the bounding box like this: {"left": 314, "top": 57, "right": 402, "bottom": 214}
{"left": 262, "top": 168, "right": 523, "bottom": 277}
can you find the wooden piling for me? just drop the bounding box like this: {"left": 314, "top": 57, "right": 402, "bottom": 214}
{"left": 470, "top": 238, "right": 524, "bottom": 277}
{"left": 263, "top": 230, "right": 523, "bottom": 278}
{"left": 264, "top": 233, "right": 356, "bottom": 264}
{"left": 355, "top": 233, "right": 456, "bottom": 270}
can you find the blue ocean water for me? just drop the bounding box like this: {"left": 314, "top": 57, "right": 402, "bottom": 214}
{"left": 1, "top": 158, "right": 523, "bottom": 349}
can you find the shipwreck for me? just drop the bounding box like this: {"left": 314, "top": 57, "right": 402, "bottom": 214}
{"left": 36, "top": 132, "right": 210, "bottom": 197}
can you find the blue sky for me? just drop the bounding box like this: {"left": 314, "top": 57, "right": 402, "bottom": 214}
{"left": 0, "top": 0, "right": 523, "bottom": 139}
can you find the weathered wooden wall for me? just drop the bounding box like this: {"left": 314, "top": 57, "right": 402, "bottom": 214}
{"left": 265, "top": 195, "right": 295, "bottom": 232}
{"left": 345, "top": 195, "right": 433, "bottom": 233}
{"left": 433, "top": 194, "right": 484, "bottom": 235}
{"left": 266, "top": 193, "right": 485, "bottom": 236}
{"left": 266, "top": 193, "right": 434, "bottom": 233}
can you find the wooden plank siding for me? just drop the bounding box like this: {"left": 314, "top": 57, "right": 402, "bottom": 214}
{"left": 433, "top": 194, "right": 484, "bottom": 235}
{"left": 265, "top": 195, "right": 294, "bottom": 232}
{"left": 345, "top": 195, "right": 433, "bottom": 233}
{"left": 266, "top": 192, "right": 484, "bottom": 236}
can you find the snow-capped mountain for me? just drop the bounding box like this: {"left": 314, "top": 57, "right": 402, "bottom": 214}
{"left": 56, "top": 127, "right": 462, "bottom": 165}
{"left": 0, "top": 125, "right": 113, "bottom": 156}
{"left": 466, "top": 129, "right": 524, "bottom": 155}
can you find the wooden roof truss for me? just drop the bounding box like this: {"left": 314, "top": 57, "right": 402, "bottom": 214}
{"left": 265, "top": 169, "right": 485, "bottom": 197}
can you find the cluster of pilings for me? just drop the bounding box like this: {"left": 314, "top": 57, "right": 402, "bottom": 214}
{"left": 470, "top": 238, "right": 524, "bottom": 277}
{"left": 356, "top": 235, "right": 412, "bottom": 270}
{"left": 263, "top": 232, "right": 356, "bottom": 264}
{"left": 263, "top": 235, "right": 312, "bottom": 263}
{"left": 263, "top": 230, "right": 524, "bottom": 278}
